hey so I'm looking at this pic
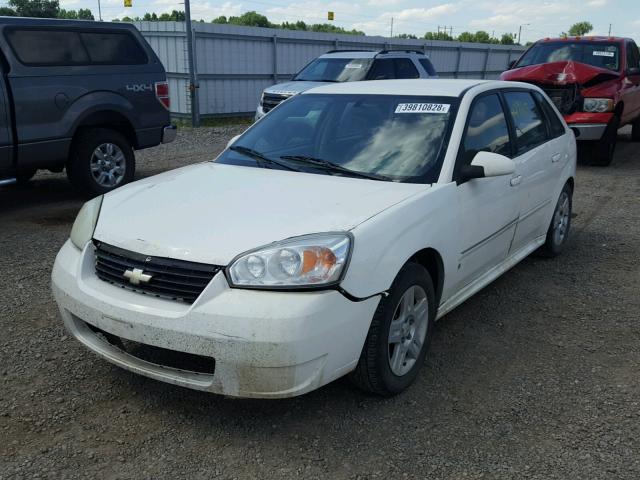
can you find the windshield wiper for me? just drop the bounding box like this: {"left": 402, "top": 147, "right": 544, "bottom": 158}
{"left": 229, "top": 145, "right": 299, "bottom": 172}
{"left": 279, "top": 155, "right": 389, "bottom": 181}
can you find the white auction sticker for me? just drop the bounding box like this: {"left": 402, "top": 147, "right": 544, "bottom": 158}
{"left": 593, "top": 51, "right": 615, "bottom": 57}
{"left": 395, "top": 103, "right": 450, "bottom": 113}
{"left": 345, "top": 63, "right": 364, "bottom": 69}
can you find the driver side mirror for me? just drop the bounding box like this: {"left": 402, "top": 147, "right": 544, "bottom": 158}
{"left": 627, "top": 67, "right": 640, "bottom": 76}
{"left": 226, "top": 134, "right": 241, "bottom": 149}
{"left": 460, "top": 151, "right": 516, "bottom": 181}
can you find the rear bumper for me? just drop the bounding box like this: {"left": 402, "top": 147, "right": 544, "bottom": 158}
{"left": 161, "top": 125, "right": 177, "bottom": 144}
{"left": 51, "top": 240, "right": 379, "bottom": 398}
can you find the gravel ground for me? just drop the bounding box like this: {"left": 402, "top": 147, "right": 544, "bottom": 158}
{"left": 1, "top": 126, "right": 639, "bottom": 480}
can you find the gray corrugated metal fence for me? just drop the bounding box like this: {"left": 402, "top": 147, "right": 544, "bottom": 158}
{"left": 136, "top": 21, "right": 526, "bottom": 120}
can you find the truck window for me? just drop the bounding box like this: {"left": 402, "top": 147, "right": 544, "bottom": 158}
{"left": 80, "top": 32, "right": 147, "bottom": 65}
{"left": 6, "top": 29, "right": 89, "bottom": 65}
{"left": 517, "top": 41, "right": 620, "bottom": 72}
{"left": 626, "top": 42, "right": 640, "bottom": 70}
{"left": 5, "top": 28, "right": 147, "bottom": 66}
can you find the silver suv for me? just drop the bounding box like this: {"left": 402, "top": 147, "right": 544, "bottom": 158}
{"left": 255, "top": 49, "right": 437, "bottom": 120}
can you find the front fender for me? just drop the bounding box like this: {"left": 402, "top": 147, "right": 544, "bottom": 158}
{"left": 341, "top": 183, "right": 458, "bottom": 302}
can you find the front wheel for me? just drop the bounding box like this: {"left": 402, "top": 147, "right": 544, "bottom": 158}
{"left": 539, "top": 183, "right": 573, "bottom": 258}
{"left": 349, "top": 262, "right": 436, "bottom": 396}
{"left": 67, "top": 128, "right": 135, "bottom": 196}
{"left": 591, "top": 116, "right": 620, "bottom": 166}
{"left": 632, "top": 117, "right": 640, "bottom": 141}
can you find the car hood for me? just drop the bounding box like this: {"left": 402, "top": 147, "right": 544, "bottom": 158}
{"left": 501, "top": 61, "right": 620, "bottom": 87}
{"left": 265, "top": 80, "right": 328, "bottom": 95}
{"left": 94, "top": 163, "right": 427, "bottom": 266}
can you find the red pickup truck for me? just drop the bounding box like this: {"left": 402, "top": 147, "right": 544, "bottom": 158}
{"left": 501, "top": 36, "right": 640, "bottom": 165}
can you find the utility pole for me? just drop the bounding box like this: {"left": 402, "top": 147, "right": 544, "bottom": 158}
{"left": 390, "top": 17, "right": 394, "bottom": 38}
{"left": 608, "top": 23, "right": 612, "bottom": 36}
{"left": 97, "top": 0, "right": 102, "bottom": 21}
{"left": 518, "top": 23, "right": 530, "bottom": 45}
{"left": 184, "top": 0, "right": 199, "bottom": 127}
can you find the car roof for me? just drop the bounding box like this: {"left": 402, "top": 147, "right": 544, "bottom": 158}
{"left": 0, "top": 16, "right": 137, "bottom": 31}
{"left": 302, "top": 79, "right": 495, "bottom": 97}
{"left": 536, "top": 36, "right": 631, "bottom": 44}
{"left": 320, "top": 49, "right": 428, "bottom": 59}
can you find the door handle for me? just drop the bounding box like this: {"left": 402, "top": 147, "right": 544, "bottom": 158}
{"left": 510, "top": 175, "right": 522, "bottom": 187}
{"left": 551, "top": 153, "right": 562, "bottom": 163}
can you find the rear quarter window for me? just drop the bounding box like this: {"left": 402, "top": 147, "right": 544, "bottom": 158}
{"left": 5, "top": 28, "right": 147, "bottom": 66}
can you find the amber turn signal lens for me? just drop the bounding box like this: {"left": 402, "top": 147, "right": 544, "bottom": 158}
{"left": 301, "top": 248, "right": 337, "bottom": 274}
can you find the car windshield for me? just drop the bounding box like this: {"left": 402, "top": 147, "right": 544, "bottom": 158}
{"left": 294, "top": 58, "right": 374, "bottom": 82}
{"left": 516, "top": 42, "right": 621, "bottom": 71}
{"left": 216, "top": 93, "right": 457, "bottom": 183}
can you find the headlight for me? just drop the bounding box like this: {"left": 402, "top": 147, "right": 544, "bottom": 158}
{"left": 70, "top": 196, "right": 103, "bottom": 250}
{"left": 582, "top": 98, "right": 614, "bottom": 113}
{"left": 228, "top": 233, "right": 352, "bottom": 289}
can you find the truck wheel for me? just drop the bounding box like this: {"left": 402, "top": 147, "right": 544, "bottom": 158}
{"left": 632, "top": 118, "right": 640, "bottom": 141}
{"left": 591, "top": 116, "right": 620, "bottom": 167}
{"left": 349, "top": 262, "right": 435, "bottom": 396}
{"left": 68, "top": 128, "right": 135, "bottom": 196}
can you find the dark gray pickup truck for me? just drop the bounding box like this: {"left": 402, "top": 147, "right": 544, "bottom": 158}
{"left": 0, "top": 17, "right": 176, "bottom": 195}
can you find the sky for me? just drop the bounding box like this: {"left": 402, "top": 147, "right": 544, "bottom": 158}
{"left": 59, "top": 0, "right": 639, "bottom": 43}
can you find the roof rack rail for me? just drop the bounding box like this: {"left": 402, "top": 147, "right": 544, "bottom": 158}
{"left": 324, "top": 49, "right": 376, "bottom": 54}
{"left": 377, "top": 49, "right": 426, "bottom": 55}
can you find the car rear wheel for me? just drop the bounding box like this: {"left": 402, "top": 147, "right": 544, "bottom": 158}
{"left": 349, "top": 262, "right": 435, "bottom": 396}
{"left": 539, "top": 183, "right": 573, "bottom": 257}
{"left": 67, "top": 128, "right": 135, "bottom": 196}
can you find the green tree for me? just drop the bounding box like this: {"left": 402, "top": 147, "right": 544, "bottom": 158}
{"left": 564, "top": 21, "right": 593, "bottom": 36}
{"left": 424, "top": 31, "right": 453, "bottom": 41}
{"left": 142, "top": 12, "right": 158, "bottom": 21}
{"left": 473, "top": 30, "right": 492, "bottom": 43}
{"left": 77, "top": 8, "right": 94, "bottom": 19}
{"left": 227, "top": 11, "right": 271, "bottom": 28}
{"left": 0, "top": 6, "right": 17, "bottom": 15}
{"left": 159, "top": 10, "right": 184, "bottom": 21}
{"left": 212, "top": 15, "right": 227, "bottom": 24}
{"left": 500, "top": 33, "right": 515, "bottom": 45}
{"left": 396, "top": 33, "right": 417, "bottom": 39}
{"left": 8, "top": 0, "right": 59, "bottom": 18}
{"left": 457, "top": 31, "right": 475, "bottom": 42}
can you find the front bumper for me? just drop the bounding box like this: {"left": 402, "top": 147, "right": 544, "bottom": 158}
{"left": 254, "top": 105, "right": 266, "bottom": 122}
{"left": 565, "top": 112, "right": 614, "bottom": 141}
{"left": 161, "top": 125, "right": 177, "bottom": 144}
{"left": 51, "top": 241, "right": 379, "bottom": 398}
{"left": 568, "top": 123, "right": 608, "bottom": 141}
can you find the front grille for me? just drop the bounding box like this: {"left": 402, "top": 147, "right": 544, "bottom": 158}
{"left": 94, "top": 241, "right": 223, "bottom": 304}
{"left": 88, "top": 323, "right": 216, "bottom": 375}
{"left": 262, "top": 92, "right": 291, "bottom": 113}
{"left": 541, "top": 85, "right": 580, "bottom": 115}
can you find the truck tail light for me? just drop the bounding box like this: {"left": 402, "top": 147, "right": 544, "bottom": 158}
{"left": 155, "top": 81, "right": 170, "bottom": 110}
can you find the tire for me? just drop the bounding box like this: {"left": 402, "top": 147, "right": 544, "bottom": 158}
{"left": 591, "top": 116, "right": 620, "bottom": 166}
{"left": 15, "top": 169, "right": 37, "bottom": 184}
{"left": 67, "top": 128, "right": 135, "bottom": 196}
{"left": 539, "top": 183, "right": 573, "bottom": 258}
{"left": 632, "top": 118, "right": 640, "bottom": 142}
{"left": 349, "top": 262, "right": 436, "bottom": 396}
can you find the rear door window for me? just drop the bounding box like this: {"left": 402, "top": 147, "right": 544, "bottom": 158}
{"left": 5, "top": 28, "right": 147, "bottom": 66}
{"left": 368, "top": 59, "right": 395, "bottom": 79}
{"left": 534, "top": 91, "right": 566, "bottom": 138}
{"left": 504, "top": 91, "right": 549, "bottom": 154}
{"left": 394, "top": 59, "right": 419, "bottom": 79}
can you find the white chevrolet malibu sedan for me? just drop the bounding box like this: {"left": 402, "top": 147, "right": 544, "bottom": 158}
{"left": 52, "top": 79, "right": 576, "bottom": 398}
